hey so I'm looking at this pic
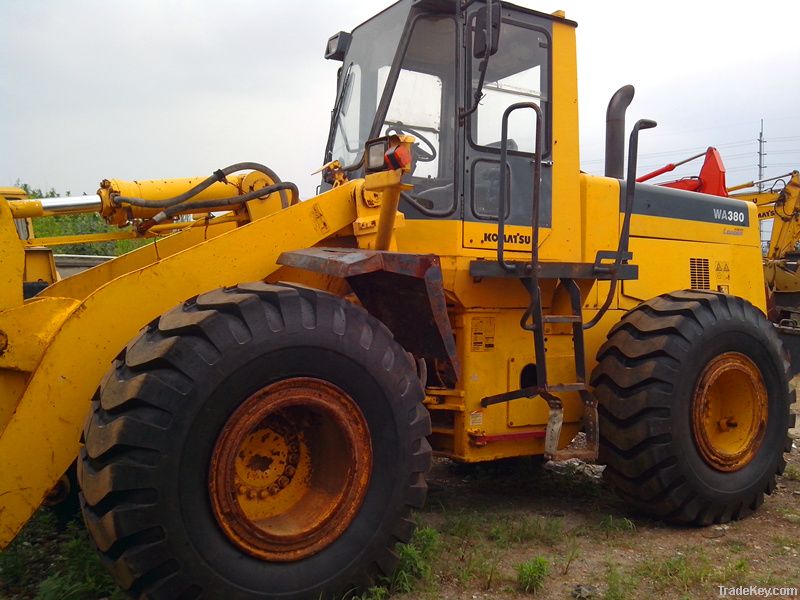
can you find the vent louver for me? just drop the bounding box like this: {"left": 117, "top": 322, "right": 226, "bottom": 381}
{"left": 690, "top": 258, "right": 710, "bottom": 290}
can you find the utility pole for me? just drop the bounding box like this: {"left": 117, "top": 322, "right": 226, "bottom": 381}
{"left": 757, "top": 119, "right": 766, "bottom": 192}
{"left": 757, "top": 119, "right": 769, "bottom": 254}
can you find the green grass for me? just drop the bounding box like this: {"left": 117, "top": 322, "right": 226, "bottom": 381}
{"left": 597, "top": 514, "right": 636, "bottom": 538}
{"left": 716, "top": 558, "right": 750, "bottom": 586}
{"left": 725, "top": 538, "right": 748, "bottom": 553}
{"left": 441, "top": 509, "right": 481, "bottom": 540}
{"left": 783, "top": 464, "right": 800, "bottom": 481}
{"left": 0, "top": 510, "right": 125, "bottom": 600}
{"left": 488, "top": 515, "right": 564, "bottom": 547}
{"left": 632, "top": 547, "right": 755, "bottom": 595}
{"left": 778, "top": 508, "right": 800, "bottom": 524}
{"left": 773, "top": 535, "right": 800, "bottom": 555}
{"left": 516, "top": 556, "right": 549, "bottom": 594}
{"left": 389, "top": 527, "right": 440, "bottom": 594}
{"left": 636, "top": 550, "right": 713, "bottom": 592}
{"left": 604, "top": 563, "right": 635, "bottom": 600}
{"left": 351, "top": 526, "right": 441, "bottom": 599}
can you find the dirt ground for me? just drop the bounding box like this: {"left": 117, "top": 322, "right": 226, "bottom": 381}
{"left": 398, "top": 398, "right": 800, "bottom": 600}
{"left": 1, "top": 402, "right": 797, "bottom": 600}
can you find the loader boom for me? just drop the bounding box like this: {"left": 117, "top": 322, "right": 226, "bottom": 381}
{"left": 0, "top": 173, "right": 402, "bottom": 546}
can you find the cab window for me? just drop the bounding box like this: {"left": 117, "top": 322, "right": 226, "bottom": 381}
{"left": 470, "top": 21, "right": 549, "bottom": 155}
{"left": 380, "top": 15, "right": 457, "bottom": 214}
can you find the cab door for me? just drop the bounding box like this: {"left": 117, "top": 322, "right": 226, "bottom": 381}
{"left": 462, "top": 13, "right": 553, "bottom": 253}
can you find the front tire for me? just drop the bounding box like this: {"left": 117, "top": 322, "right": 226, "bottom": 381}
{"left": 591, "top": 290, "right": 794, "bottom": 525}
{"left": 78, "top": 282, "right": 431, "bottom": 599}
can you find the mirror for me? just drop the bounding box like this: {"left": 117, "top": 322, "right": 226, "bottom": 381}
{"left": 473, "top": 3, "right": 501, "bottom": 59}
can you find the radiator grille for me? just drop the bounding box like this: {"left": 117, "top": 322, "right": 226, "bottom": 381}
{"left": 690, "top": 258, "right": 710, "bottom": 290}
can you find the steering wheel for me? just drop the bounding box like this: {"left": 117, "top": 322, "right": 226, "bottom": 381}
{"left": 385, "top": 123, "right": 437, "bottom": 163}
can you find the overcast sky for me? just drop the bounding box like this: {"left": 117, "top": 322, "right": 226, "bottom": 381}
{"left": 1, "top": 0, "right": 798, "bottom": 198}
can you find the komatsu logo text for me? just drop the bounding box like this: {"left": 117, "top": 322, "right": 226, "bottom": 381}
{"left": 482, "top": 232, "right": 532, "bottom": 244}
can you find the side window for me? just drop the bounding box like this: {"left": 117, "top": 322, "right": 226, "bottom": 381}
{"left": 330, "top": 65, "right": 362, "bottom": 166}
{"left": 382, "top": 69, "right": 444, "bottom": 179}
{"left": 379, "top": 16, "right": 456, "bottom": 203}
{"left": 472, "top": 160, "right": 510, "bottom": 220}
{"left": 471, "top": 22, "right": 549, "bottom": 154}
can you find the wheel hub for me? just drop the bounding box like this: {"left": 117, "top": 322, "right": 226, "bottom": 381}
{"left": 692, "top": 352, "right": 768, "bottom": 472}
{"left": 209, "top": 377, "right": 372, "bottom": 561}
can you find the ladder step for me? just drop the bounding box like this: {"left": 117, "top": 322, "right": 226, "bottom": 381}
{"left": 480, "top": 383, "right": 587, "bottom": 407}
{"left": 542, "top": 315, "right": 582, "bottom": 324}
{"left": 547, "top": 383, "right": 587, "bottom": 393}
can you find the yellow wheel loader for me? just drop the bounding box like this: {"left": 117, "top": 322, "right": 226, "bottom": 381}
{"left": 0, "top": 1, "right": 795, "bottom": 598}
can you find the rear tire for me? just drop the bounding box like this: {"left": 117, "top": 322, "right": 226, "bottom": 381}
{"left": 78, "top": 282, "right": 431, "bottom": 599}
{"left": 591, "top": 290, "right": 794, "bottom": 525}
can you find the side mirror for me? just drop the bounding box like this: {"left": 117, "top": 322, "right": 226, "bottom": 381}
{"left": 473, "top": 3, "right": 501, "bottom": 59}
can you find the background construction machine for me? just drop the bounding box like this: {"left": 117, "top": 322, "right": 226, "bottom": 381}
{"left": 0, "top": 1, "right": 795, "bottom": 598}
{"left": 638, "top": 149, "right": 800, "bottom": 348}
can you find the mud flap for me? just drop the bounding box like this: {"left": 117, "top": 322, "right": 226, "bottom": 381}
{"left": 278, "top": 248, "right": 460, "bottom": 384}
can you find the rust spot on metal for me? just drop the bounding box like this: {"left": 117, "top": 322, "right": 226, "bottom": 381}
{"left": 246, "top": 454, "right": 273, "bottom": 471}
{"left": 209, "top": 377, "right": 372, "bottom": 562}
{"left": 692, "top": 352, "right": 768, "bottom": 472}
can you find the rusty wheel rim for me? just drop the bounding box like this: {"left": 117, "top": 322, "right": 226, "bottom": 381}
{"left": 209, "top": 377, "right": 372, "bottom": 561}
{"left": 691, "top": 352, "right": 768, "bottom": 472}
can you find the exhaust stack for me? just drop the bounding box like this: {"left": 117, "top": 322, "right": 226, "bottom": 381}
{"left": 605, "top": 85, "right": 635, "bottom": 179}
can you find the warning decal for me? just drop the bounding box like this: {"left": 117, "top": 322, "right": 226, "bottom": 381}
{"left": 471, "top": 317, "right": 496, "bottom": 352}
{"left": 715, "top": 261, "right": 731, "bottom": 283}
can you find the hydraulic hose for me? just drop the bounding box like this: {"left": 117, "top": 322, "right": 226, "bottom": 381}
{"left": 113, "top": 162, "right": 290, "bottom": 209}
{"left": 138, "top": 181, "right": 299, "bottom": 233}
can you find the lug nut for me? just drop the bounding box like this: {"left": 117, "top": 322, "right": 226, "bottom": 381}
{"left": 278, "top": 476, "right": 290, "bottom": 488}
{"left": 284, "top": 465, "right": 296, "bottom": 477}
{"left": 237, "top": 485, "right": 247, "bottom": 496}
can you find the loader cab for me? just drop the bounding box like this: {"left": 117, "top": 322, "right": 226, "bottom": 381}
{"left": 324, "top": 0, "right": 580, "bottom": 259}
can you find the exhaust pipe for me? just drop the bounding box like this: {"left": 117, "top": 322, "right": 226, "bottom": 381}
{"left": 604, "top": 85, "right": 635, "bottom": 179}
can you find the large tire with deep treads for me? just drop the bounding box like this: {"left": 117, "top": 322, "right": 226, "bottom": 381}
{"left": 591, "top": 290, "right": 795, "bottom": 525}
{"left": 78, "top": 282, "right": 431, "bottom": 599}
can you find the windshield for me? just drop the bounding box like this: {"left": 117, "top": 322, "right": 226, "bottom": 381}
{"left": 328, "top": 2, "right": 410, "bottom": 167}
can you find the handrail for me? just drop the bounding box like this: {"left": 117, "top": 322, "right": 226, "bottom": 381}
{"left": 496, "top": 101, "right": 544, "bottom": 272}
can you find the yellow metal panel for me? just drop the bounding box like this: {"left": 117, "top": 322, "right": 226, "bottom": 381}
{"left": 0, "top": 184, "right": 359, "bottom": 548}
{"left": 544, "top": 20, "right": 582, "bottom": 263}
{"left": 0, "top": 200, "right": 24, "bottom": 310}
{"left": 23, "top": 248, "right": 58, "bottom": 284}
{"left": 0, "top": 187, "right": 28, "bottom": 201}
{"left": 0, "top": 297, "right": 80, "bottom": 375}
{"left": 0, "top": 372, "right": 27, "bottom": 435}
{"left": 452, "top": 309, "right": 583, "bottom": 462}
{"left": 40, "top": 218, "right": 238, "bottom": 302}
{"left": 579, "top": 174, "right": 620, "bottom": 262}
{"left": 622, "top": 236, "right": 765, "bottom": 311}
